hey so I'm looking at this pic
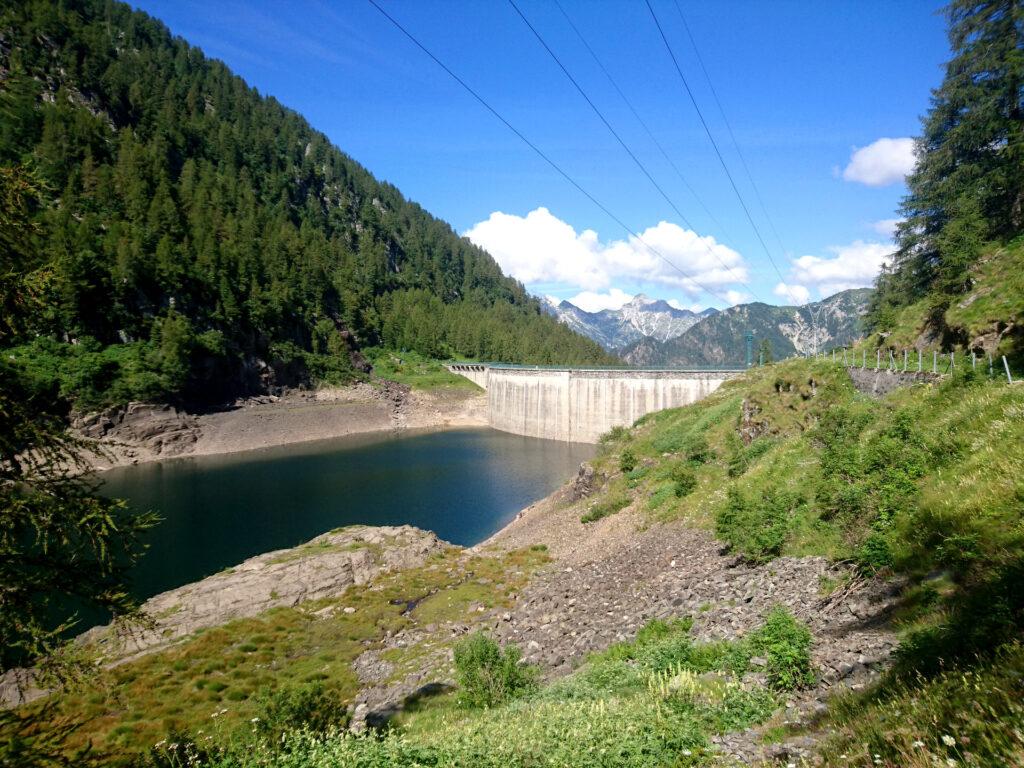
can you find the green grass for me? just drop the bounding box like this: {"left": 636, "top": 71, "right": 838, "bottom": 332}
{"left": 577, "top": 357, "right": 1024, "bottom": 763}
{"left": 862, "top": 237, "right": 1024, "bottom": 362}
{"left": 816, "top": 642, "right": 1024, "bottom": 767}
{"left": 30, "top": 546, "right": 547, "bottom": 761}
{"left": 194, "top": 615, "right": 797, "bottom": 768}
{"left": 363, "top": 347, "right": 481, "bottom": 390}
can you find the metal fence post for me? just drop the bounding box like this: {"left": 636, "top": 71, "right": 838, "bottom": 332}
{"left": 933, "top": 350, "right": 937, "bottom": 373}
{"left": 876, "top": 350, "right": 880, "bottom": 370}
{"left": 903, "top": 349, "right": 908, "bottom": 371}
{"left": 989, "top": 353, "right": 994, "bottom": 377}
{"left": 918, "top": 349, "right": 922, "bottom": 372}
{"left": 972, "top": 351, "right": 976, "bottom": 370}
{"left": 1004, "top": 356, "right": 1014, "bottom": 384}
{"left": 862, "top": 349, "right": 866, "bottom": 369}
{"left": 950, "top": 352, "right": 955, "bottom": 371}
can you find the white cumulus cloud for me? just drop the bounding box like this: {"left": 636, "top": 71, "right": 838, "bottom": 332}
{"left": 463, "top": 207, "right": 747, "bottom": 297}
{"left": 564, "top": 288, "right": 634, "bottom": 313}
{"left": 870, "top": 218, "right": 902, "bottom": 238}
{"left": 842, "top": 138, "right": 916, "bottom": 187}
{"left": 790, "top": 240, "right": 893, "bottom": 297}
{"left": 773, "top": 282, "right": 811, "bottom": 305}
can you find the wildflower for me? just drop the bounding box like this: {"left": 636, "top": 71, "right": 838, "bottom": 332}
{"left": 942, "top": 735, "right": 956, "bottom": 747}
{"left": 681, "top": 750, "right": 692, "bottom": 756}
{"left": 946, "top": 760, "right": 956, "bottom": 767}
{"left": 913, "top": 741, "right": 925, "bottom": 748}
{"left": 251, "top": 717, "right": 260, "bottom": 723}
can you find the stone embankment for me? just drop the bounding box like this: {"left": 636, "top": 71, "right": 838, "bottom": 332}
{"left": 846, "top": 366, "right": 938, "bottom": 397}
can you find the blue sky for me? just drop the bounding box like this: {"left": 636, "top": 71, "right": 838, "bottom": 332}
{"left": 132, "top": 0, "right": 949, "bottom": 312}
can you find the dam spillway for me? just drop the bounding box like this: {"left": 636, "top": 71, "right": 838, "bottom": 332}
{"left": 448, "top": 364, "right": 742, "bottom": 443}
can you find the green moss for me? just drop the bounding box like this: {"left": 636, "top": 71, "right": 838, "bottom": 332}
{"left": 35, "top": 546, "right": 547, "bottom": 760}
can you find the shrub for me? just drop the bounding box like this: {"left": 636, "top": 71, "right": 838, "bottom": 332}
{"left": 669, "top": 464, "right": 697, "bottom": 497}
{"left": 599, "top": 425, "right": 630, "bottom": 444}
{"left": 452, "top": 633, "right": 537, "bottom": 708}
{"left": 715, "top": 487, "right": 800, "bottom": 563}
{"left": 685, "top": 437, "right": 714, "bottom": 466}
{"left": 619, "top": 448, "right": 637, "bottom": 473}
{"left": 747, "top": 606, "right": 814, "bottom": 691}
{"left": 580, "top": 493, "right": 631, "bottom": 523}
{"left": 726, "top": 435, "right": 776, "bottom": 477}
{"left": 252, "top": 681, "right": 348, "bottom": 744}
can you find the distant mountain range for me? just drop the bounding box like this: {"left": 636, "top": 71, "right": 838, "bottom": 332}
{"left": 544, "top": 289, "right": 873, "bottom": 367}
{"left": 543, "top": 294, "right": 718, "bottom": 350}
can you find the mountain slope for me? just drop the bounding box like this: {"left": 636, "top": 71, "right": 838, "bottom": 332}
{"left": 620, "top": 289, "right": 871, "bottom": 367}
{"left": 0, "top": 0, "right": 613, "bottom": 408}
{"left": 545, "top": 294, "right": 716, "bottom": 350}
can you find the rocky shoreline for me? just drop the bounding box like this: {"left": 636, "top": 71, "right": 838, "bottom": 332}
{"left": 9, "top": 456, "right": 902, "bottom": 764}
{"left": 76, "top": 380, "right": 487, "bottom": 471}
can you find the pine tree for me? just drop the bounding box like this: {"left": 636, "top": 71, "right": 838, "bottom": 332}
{"left": 871, "top": 0, "right": 1023, "bottom": 324}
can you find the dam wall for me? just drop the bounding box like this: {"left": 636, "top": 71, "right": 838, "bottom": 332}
{"left": 447, "top": 364, "right": 740, "bottom": 443}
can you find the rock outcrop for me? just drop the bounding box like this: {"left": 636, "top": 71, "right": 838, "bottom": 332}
{"left": 73, "top": 402, "right": 201, "bottom": 457}
{"left": 80, "top": 525, "right": 447, "bottom": 662}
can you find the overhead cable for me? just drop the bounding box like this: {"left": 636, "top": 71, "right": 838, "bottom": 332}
{"left": 673, "top": 0, "right": 788, "bottom": 259}
{"left": 365, "top": 0, "right": 739, "bottom": 306}
{"left": 644, "top": 0, "right": 803, "bottom": 308}
{"left": 508, "top": 0, "right": 759, "bottom": 301}
{"left": 551, "top": 0, "right": 740, "bottom": 252}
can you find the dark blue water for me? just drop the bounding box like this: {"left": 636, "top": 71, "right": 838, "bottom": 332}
{"left": 100, "top": 428, "right": 593, "bottom": 602}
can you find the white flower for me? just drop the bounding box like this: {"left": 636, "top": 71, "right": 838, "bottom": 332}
{"left": 946, "top": 760, "right": 957, "bottom": 767}
{"left": 251, "top": 717, "right": 260, "bottom": 723}
{"left": 942, "top": 735, "right": 956, "bottom": 747}
{"left": 913, "top": 741, "right": 925, "bottom": 748}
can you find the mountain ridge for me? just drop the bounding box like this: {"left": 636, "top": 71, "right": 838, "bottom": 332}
{"left": 543, "top": 294, "right": 717, "bottom": 350}
{"left": 619, "top": 289, "right": 872, "bottom": 367}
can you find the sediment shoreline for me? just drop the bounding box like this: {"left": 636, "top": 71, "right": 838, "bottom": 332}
{"left": 80, "top": 381, "right": 488, "bottom": 471}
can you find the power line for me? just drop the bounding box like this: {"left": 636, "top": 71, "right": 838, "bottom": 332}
{"left": 552, "top": 0, "right": 739, "bottom": 251}
{"left": 673, "top": 0, "right": 788, "bottom": 261}
{"left": 365, "top": 0, "right": 737, "bottom": 306}
{"left": 644, "top": 0, "right": 803, "bottom": 309}
{"left": 507, "top": 0, "right": 759, "bottom": 301}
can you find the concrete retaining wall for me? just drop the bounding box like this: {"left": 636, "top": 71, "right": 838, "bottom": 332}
{"left": 450, "top": 365, "right": 739, "bottom": 443}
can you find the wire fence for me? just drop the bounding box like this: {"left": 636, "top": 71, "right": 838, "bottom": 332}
{"left": 806, "top": 346, "right": 1016, "bottom": 384}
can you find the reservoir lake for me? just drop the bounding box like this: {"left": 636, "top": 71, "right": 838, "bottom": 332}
{"left": 101, "top": 427, "right": 594, "bottom": 602}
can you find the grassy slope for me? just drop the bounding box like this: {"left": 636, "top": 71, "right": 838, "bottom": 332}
{"left": 865, "top": 238, "right": 1024, "bottom": 361}
{"left": 22, "top": 544, "right": 546, "bottom": 760}
{"left": 203, "top": 614, "right": 809, "bottom": 768}
{"left": 362, "top": 348, "right": 481, "bottom": 391}
{"left": 585, "top": 359, "right": 1024, "bottom": 766}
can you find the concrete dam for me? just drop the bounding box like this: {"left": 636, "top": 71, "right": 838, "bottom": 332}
{"left": 448, "top": 364, "right": 742, "bottom": 443}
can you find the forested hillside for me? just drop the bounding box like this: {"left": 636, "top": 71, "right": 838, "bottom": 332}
{"left": 0, "top": 0, "right": 613, "bottom": 409}
{"left": 866, "top": 0, "right": 1022, "bottom": 360}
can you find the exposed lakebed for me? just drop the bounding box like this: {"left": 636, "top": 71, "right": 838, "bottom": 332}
{"left": 101, "top": 427, "right": 594, "bottom": 602}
